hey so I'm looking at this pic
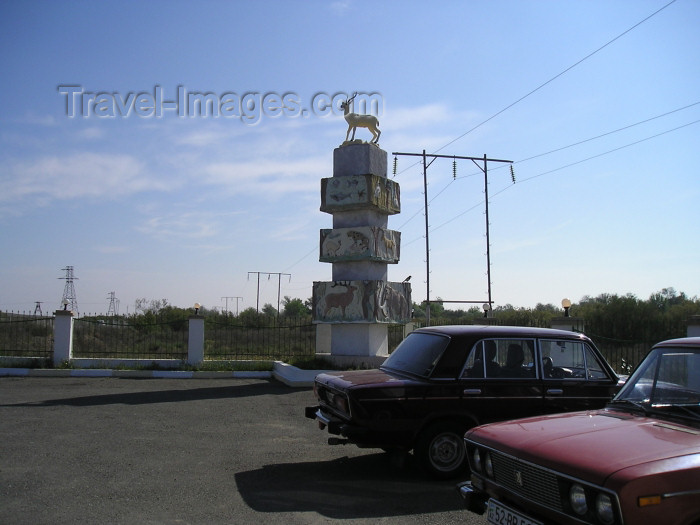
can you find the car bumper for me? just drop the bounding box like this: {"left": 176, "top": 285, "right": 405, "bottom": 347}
{"left": 305, "top": 405, "right": 343, "bottom": 435}
{"left": 457, "top": 480, "right": 488, "bottom": 515}
{"left": 306, "top": 405, "right": 382, "bottom": 443}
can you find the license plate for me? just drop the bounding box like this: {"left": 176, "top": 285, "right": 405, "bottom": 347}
{"left": 487, "top": 499, "right": 543, "bottom": 525}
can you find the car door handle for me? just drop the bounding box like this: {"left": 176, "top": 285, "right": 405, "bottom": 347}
{"left": 464, "top": 389, "right": 482, "bottom": 395}
{"left": 546, "top": 389, "right": 563, "bottom": 395}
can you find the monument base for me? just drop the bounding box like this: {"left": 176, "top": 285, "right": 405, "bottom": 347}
{"left": 331, "top": 323, "right": 388, "bottom": 357}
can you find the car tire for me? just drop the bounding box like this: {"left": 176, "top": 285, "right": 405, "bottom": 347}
{"left": 415, "top": 421, "right": 468, "bottom": 479}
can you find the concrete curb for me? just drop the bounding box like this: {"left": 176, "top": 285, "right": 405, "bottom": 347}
{"left": 0, "top": 365, "right": 323, "bottom": 387}
{"left": 272, "top": 361, "right": 331, "bottom": 387}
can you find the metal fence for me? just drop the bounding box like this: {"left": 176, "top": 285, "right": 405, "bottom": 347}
{"left": 73, "top": 316, "right": 188, "bottom": 360}
{"left": 0, "top": 309, "right": 690, "bottom": 372}
{"left": 204, "top": 318, "right": 316, "bottom": 361}
{"left": 0, "top": 312, "right": 53, "bottom": 358}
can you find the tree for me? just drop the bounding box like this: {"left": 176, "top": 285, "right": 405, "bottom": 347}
{"left": 238, "top": 307, "right": 263, "bottom": 326}
{"left": 261, "top": 303, "right": 278, "bottom": 317}
{"left": 282, "top": 296, "right": 310, "bottom": 317}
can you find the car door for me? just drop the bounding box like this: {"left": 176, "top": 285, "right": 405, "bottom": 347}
{"left": 539, "top": 338, "right": 618, "bottom": 413}
{"left": 459, "top": 338, "right": 545, "bottom": 425}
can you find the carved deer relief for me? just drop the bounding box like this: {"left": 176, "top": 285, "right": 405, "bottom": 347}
{"left": 340, "top": 93, "right": 380, "bottom": 144}
{"left": 323, "top": 281, "right": 358, "bottom": 317}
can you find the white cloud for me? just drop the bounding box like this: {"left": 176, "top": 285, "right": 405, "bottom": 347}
{"left": 202, "top": 155, "right": 326, "bottom": 196}
{"left": 1, "top": 152, "right": 171, "bottom": 205}
{"left": 134, "top": 209, "right": 246, "bottom": 242}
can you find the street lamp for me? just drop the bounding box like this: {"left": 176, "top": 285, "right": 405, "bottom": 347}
{"left": 62, "top": 299, "right": 69, "bottom": 311}
{"left": 194, "top": 302, "right": 201, "bottom": 315}
{"left": 483, "top": 303, "right": 491, "bottom": 318}
{"left": 561, "top": 298, "right": 571, "bottom": 317}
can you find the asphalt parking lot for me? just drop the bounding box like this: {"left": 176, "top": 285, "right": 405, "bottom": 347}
{"left": 1, "top": 377, "right": 488, "bottom": 525}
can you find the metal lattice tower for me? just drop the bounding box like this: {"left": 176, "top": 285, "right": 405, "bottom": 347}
{"left": 58, "top": 266, "right": 79, "bottom": 315}
{"left": 107, "top": 291, "right": 119, "bottom": 316}
{"left": 34, "top": 301, "right": 43, "bottom": 316}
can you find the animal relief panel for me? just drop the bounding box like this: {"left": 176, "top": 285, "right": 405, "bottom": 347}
{"left": 320, "top": 175, "right": 400, "bottom": 214}
{"left": 313, "top": 280, "right": 411, "bottom": 323}
{"left": 320, "top": 227, "right": 400, "bottom": 263}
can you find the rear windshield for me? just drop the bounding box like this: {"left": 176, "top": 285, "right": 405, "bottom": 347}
{"left": 382, "top": 332, "right": 450, "bottom": 377}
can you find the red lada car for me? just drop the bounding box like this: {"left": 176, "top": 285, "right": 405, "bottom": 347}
{"left": 460, "top": 337, "right": 700, "bottom": 525}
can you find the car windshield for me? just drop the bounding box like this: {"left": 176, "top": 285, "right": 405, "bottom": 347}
{"left": 612, "top": 347, "right": 700, "bottom": 422}
{"left": 381, "top": 332, "right": 450, "bottom": 377}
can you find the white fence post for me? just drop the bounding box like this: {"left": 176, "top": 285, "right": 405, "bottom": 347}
{"left": 53, "top": 310, "right": 74, "bottom": 366}
{"left": 187, "top": 315, "right": 205, "bottom": 366}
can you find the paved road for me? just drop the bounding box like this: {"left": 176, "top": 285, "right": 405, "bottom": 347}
{"left": 1, "top": 377, "right": 488, "bottom": 525}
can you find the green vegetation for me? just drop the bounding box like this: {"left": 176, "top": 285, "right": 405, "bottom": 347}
{"left": 413, "top": 288, "right": 699, "bottom": 343}
{"left": 2, "top": 288, "right": 698, "bottom": 373}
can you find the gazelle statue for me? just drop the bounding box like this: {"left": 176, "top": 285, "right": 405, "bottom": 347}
{"left": 340, "top": 93, "right": 381, "bottom": 144}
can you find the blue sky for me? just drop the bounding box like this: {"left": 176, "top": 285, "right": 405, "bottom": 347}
{"left": 1, "top": 0, "right": 698, "bottom": 315}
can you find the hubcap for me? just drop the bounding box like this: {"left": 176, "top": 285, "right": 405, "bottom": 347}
{"left": 430, "top": 432, "right": 464, "bottom": 471}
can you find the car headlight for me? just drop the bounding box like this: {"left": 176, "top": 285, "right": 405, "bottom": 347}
{"left": 334, "top": 395, "right": 348, "bottom": 414}
{"left": 570, "top": 484, "right": 588, "bottom": 515}
{"left": 472, "top": 448, "right": 482, "bottom": 472}
{"left": 596, "top": 493, "right": 614, "bottom": 524}
{"left": 484, "top": 452, "right": 494, "bottom": 477}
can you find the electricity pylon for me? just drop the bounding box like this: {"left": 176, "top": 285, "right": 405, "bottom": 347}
{"left": 107, "top": 291, "right": 119, "bottom": 316}
{"left": 58, "top": 266, "right": 79, "bottom": 315}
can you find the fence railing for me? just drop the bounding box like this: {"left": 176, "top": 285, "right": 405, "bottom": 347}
{"left": 204, "top": 318, "right": 316, "bottom": 361}
{"left": 1, "top": 310, "right": 696, "bottom": 371}
{"left": 0, "top": 312, "right": 53, "bottom": 359}
{"left": 73, "top": 316, "right": 188, "bottom": 360}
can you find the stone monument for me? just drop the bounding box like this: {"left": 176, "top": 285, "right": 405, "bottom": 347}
{"left": 312, "top": 97, "right": 411, "bottom": 366}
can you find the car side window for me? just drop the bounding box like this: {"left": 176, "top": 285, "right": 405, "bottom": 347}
{"left": 463, "top": 339, "right": 535, "bottom": 378}
{"left": 432, "top": 339, "right": 471, "bottom": 379}
{"left": 540, "top": 339, "right": 609, "bottom": 380}
{"left": 498, "top": 339, "right": 535, "bottom": 378}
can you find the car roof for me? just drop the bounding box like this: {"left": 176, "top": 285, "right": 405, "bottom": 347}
{"left": 413, "top": 325, "right": 590, "bottom": 340}
{"left": 653, "top": 336, "right": 700, "bottom": 349}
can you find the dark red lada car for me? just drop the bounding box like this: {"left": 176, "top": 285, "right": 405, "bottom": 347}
{"left": 460, "top": 337, "right": 700, "bottom": 525}
{"left": 305, "top": 325, "right": 620, "bottom": 479}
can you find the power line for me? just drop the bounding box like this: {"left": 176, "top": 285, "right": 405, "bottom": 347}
{"left": 515, "top": 101, "right": 700, "bottom": 165}
{"left": 247, "top": 272, "right": 291, "bottom": 314}
{"left": 221, "top": 296, "right": 243, "bottom": 315}
{"left": 393, "top": 151, "right": 513, "bottom": 323}
{"left": 395, "top": 0, "right": 679, "bottom": 177}
{"left": 400, "top": 103, "right": 700, "bottom": 236}
{"left": 515, "top": 118, "right": 700, "bottom": 186}
{"left": 284, "top": 7, "right": 688, "bottom": 275}
{"left": 400, "top": 117, "right": 700, "bottom": 247}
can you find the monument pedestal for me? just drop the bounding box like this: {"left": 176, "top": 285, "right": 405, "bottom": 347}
{"left": 313, "top": 143, "right": 410, "bottom": 364}
{"left": 331, "top": 323, "right": 388, "bottom": 356}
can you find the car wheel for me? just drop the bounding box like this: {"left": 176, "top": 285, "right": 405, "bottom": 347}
{"left": 416, "top": 421, "right": 468, "bottom": 479}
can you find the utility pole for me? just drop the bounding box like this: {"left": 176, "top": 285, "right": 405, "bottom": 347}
{"left": 247, "top": 272, "right": 291, "bottom": 314}
{"left": 34, "top": 301, "right": 43, "bottom": 316}
{"left": 392, "top": 151, "right": 512, "bottom": 325}
{"left": 58, "top": 266, "right": 79, "bottom": 315}
{"left": 221, "top": 296, "right": 243, "bottom": 315}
